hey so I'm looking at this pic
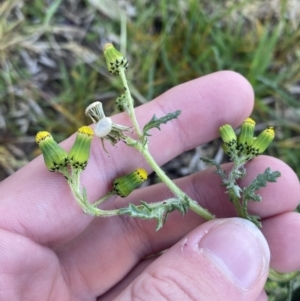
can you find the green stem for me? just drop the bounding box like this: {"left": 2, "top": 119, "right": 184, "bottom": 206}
{"left": 118, "top": 68, "right": 143, "bottom": 138}
{"left": 68, "top": 181, "right": 120, "bottom": 217}
{"left": 231, "top": 194, "right": 243, "bottom": 218}
{"left": 133, "top": 140, "right": 214, "bottom": 221}
{"left": 227, "top": 161, "right": 245, "bottom": 218}
{"left": 268, "top": 269, "right": 299, "bottom": 282}
{"left": 68, "top": 179, "right": 86, "bottom": 210}
{"left": 188, "top": 201, "right": 214, "bottom": 219}
{"left": 119, "top": 66, "right": 213, "bottom": 221}
{"left": 85, "top": 202, "right": 120, "bottom": 217}
{"left": 241, "top": 196, "right": 248, "bottom": 218}
{"left": 93, "top": 191, "right": 115, "bottom": 207}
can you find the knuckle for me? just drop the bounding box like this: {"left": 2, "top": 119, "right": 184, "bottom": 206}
{"left": 129, "top": 266, "right": 198, "bottom": 301}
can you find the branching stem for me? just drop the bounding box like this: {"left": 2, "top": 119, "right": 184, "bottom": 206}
{"left": 124, "top": 137, "right": 214, "bottom": 221}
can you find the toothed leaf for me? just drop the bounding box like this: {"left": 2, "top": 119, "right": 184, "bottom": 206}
{"left": 143, "top": 110, "right": 181, "bottom": 136}
{"left": 118, "top": 197, "right": 189, "bottom": 230}
{"left": 200, "top": 157, "right": 227, "bottom": 180}
{"left": 243, "top": 168, "right": 281, "bottom": 202}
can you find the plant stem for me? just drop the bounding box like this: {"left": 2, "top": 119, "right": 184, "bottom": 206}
{"left": 268, "top": 269, "right": 299, "bottom": 282}
{"left": 68, "top": 178, "right": 86, "bottom": 210}
{"left": 119, "top": 68, "right": 143, "bottom": 138}
{"left": 120, "top": 68, "right": 214, "bottom": 221}
{"left": 68, "top": 180, "right": 120, "bottom": 217}
{"left": 231, "top": 194, "right": 243, "bottom": 217}
{"left": 93, "top": 191, "right": 115, "bottom": 207}
{"left": 134, "top": 141, "right": 214, "bottom": 220}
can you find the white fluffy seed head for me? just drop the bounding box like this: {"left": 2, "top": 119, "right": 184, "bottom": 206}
{"left": 94, "top": 117, "right": 113, "bottom": 138}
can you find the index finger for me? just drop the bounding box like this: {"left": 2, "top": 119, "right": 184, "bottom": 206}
{"left": 0, "top": 71, "right": 254, "bottom": 246}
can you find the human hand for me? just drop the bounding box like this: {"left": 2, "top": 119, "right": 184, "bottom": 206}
{"left": 0, "top": 71, "right": 299, "bottom": 301}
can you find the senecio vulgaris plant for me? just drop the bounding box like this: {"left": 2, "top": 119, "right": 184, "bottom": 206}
{"left": 35, "top": 43, "right": 280, "bottom": 231}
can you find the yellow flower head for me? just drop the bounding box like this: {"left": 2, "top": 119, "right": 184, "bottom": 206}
{"left": 36, "top": 131, "right": 68, "bottom": 172}
{"left": 68, "top": 126, "right": 94, "bottom": 170}
{"left": 219, "top": 124, "right": 237, "bottom": 155}
{"left": 113, "top": 168, "right": 148, "bottom": 198}
{"left": 238, "top": 118, "right": 256, "bottom": 153}
{"left": 249, "top": 127, "right": 275, "bottom": 156}
{"left": 103, "top": 43, "right": 128, "bottom": 76}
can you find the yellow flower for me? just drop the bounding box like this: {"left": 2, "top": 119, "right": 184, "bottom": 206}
{"left": 113, "top": 168, "right": 148, "bottom": 197}
{"left": 249, "top": 127, "right": 275, "bottom": 156}
{"left": 237, "top": 118, "right": 256, "bottom": 153}
{"left": 36, "top": 131, "right": 68, "bottom": 172}
{"left": 68, "top": 126, "right": 94, "bottom": 170}
{"left": 103, "top": 43, "right": 128, "bottom": 76}
{"left": 219, "top": 124, "right": 237, "bottom": 154}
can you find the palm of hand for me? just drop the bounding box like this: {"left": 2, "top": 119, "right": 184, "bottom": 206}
{"left": 1, "top": 72, "right": 300, "bottom": 301}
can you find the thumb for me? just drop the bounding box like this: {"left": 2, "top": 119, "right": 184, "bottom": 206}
{"left": 116, "top": 218, "right": 270, "bottom": 301}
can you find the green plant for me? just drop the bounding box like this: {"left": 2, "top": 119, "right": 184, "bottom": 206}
{"left": 2, "top": 1, "right": 300, "bottom": 298}
{"left": 36, "top": 44, "right": 280, "bottom": 232}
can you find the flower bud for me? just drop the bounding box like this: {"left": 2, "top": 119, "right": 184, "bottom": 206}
{"left": 115, "top": 94, "right": 127, "bottom": 112}
{"left": 238, "top": 118, "right": 256, "bottom": 152}
{"left": 249, "top": 127, "right": 275, "bottom": 156}
{"left": 221, "top": 143, "right": 231, "bottom": 157}
{"left": 103, "top": 43, "right": 128, "bottom": 75}
{"left": 219, "top": 124, "right": 237, "bottom": 151}
{"left": 36, "top": 131, "right": 68, "bottom": 172}
{"left": 68, "top": 126, "right": 94, "bottom": 170}
{"left": 113, "top": 168, "right": 148, "bottom": 197}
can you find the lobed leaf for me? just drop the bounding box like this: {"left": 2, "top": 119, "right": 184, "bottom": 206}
{"left": 243, "top": 168, "right": 281, "bottom": 202}
{"left": 143, "top": 110, "right": 181, "bottom": 136}
{"left": 118, "top": 197, "right": 189, "bottom": 230}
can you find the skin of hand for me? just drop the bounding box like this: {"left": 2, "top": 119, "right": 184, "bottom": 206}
{"left": 0, "top": 71, "right": 299, "bottom": 301}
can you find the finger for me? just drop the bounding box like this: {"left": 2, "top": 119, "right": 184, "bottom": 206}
{"left": 261, "top": 212, "right": 300, "bottom": 273}
{"left": 0, "top": 228, "right": 69, "bottom": 299}
{"left": 256, "top": 290, "right": 268, "bottom": 301}
{"left": 115, "top": 155, "right": 299, "bottom": 219}
{"left": 0, "top": 71, "right": 254, "bottom": 245}
{"left": 114, "top": 218, "right": 270, "bottom": 301}
{"left": 100, "top": 261, "right": 270, "bottom": 301}
{"left": 57, "top": 156, "right": 299, "bottom": 297}
{"left": 99, "top": 257, "right": 156, "bottom": 300}
{"left": 99, "top": 256, "right": 267, "bottom": 301}
{"left": 186, "top": 155, "right": 300, "bottom": 219}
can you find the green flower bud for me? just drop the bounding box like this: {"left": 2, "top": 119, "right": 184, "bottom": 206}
{"left": 113, "top": 168, "right": 148, "bottom": 197}
{"left": 116, "top": 94, "right": 127, "bottom": 112}
{"left": 68, "top": 126, "right": 94, "bottom": 170}
{"left": 36, "top": 131, "right": 68, "bottom": 172}
{"left": 221, "top": 143, "right": 231, "bottom": 157}
{"left": 103, "top": 43, "right": 128, "bottom": 76}
{"left": 219, "top": 124, "right": 237, "bottom": 151}
{"left": 238, "top": 118, "right": 256, "bottom": 153}
{"left": 249, "top": 127, "right": 275, "bottom": 156}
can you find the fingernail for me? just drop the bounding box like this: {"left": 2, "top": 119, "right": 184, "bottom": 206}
{"left": 199, "top": 218, "right": 270, "bottom": 288}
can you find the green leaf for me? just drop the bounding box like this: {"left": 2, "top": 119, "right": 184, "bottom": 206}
{"left": 227, "top": 183, "right": 242, "bottom": 198}
{"left": 143, "top": 110, "right": 181, "bottom": 136}
{"left": 43, "top": 0, "right": 64, "bottom": 27}
{"left": 118, "top": 197, "right": 189, "bottom": 230}
{"left": 247, "top": 215, "right": 262, "bottom": 228}
{"left": 200, "top": 157, "right": 227, "bottom": 180}
{"left": 243, "top": 168, "right": 281, "bottom": 202}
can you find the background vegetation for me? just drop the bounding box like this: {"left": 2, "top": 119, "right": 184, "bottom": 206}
{"left": 0, "top": 0, "right": 300, "bottom": 299}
